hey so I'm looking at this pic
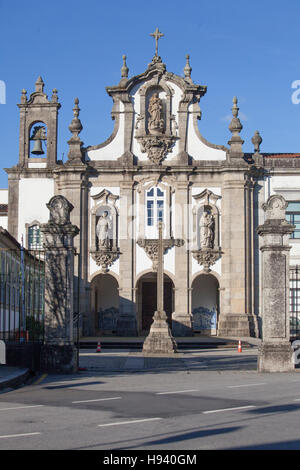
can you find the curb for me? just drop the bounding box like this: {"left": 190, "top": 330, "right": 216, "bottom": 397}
{"left": 0, "top": 368, "right": 30, "bottom": 391}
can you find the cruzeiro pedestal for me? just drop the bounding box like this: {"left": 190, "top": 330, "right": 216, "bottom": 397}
{"left": 257, "top": 194, "right": 295, "bottom": 372}
{"left": 40, "top": 195, "right": 79, "bottom": 373}
{"left": 142, "top": 222, "right": 177, "bottom": 354}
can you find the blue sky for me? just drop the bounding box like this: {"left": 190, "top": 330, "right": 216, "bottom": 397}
{"left": 1, "top": 0, "right": 300, "bottom": 188}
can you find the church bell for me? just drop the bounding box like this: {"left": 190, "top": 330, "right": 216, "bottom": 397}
{"left": 31, "top": 138, "right": 44, "bottom": 155}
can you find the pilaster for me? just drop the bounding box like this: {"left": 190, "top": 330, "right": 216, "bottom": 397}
{"left": 172, "top": 178, "right": 192, "bottom": 336}
{"left": 117, "top": 177, "right": 137, "bottom": 335}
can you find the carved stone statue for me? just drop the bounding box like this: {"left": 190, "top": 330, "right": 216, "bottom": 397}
{"left": 148, "top": 93, "right": 164, "bottom": 134}
{"left": 200, "top": 211, "right": 214, "bottom": 249}
{"left": 96, "top": 211, "right": 112, "bottom": 249}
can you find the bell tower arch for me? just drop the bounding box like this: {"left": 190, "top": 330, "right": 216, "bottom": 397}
{"left": 17, "top": 76, "right": 61, "bottom": 168}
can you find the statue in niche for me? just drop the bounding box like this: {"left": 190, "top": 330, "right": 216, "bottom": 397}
{"left": 148, "top": 92, "right": 164, "bottom": 134}
{"left": 96, "top": 211, "right": 112, "bottom": 249}
{"left": 200, "top": 210, "right": 215, "bottom": 249}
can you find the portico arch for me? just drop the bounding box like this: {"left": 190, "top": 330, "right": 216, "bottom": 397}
{"left": 90, "top": 273, "right": 119, "bottom": 335}
{"left": 136, "top": 271, "right": 175, "bottom": 336}
{"left": 191, "top": 273, "right": 219, "bottom": 335}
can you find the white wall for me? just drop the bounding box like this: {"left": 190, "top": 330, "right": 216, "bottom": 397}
{"left": 18, "top": 178, "right": 54, "bottom": 243}
{"left": 0, "top": 189, "right": 8, "bottom": 204}
{"left": 87, "top": 102, "right": 125, "bottom": 161}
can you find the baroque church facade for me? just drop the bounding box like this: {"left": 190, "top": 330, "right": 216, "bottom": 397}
{"left": 5, "top": 32, "right": 300, "bottom": 338}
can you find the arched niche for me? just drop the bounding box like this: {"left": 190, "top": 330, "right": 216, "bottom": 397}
{"left": 136, "top": 80, "right": 175, "bottom": 137}
{"left": 90, "top": 189, "right": 119, "bottom": 252}
{"left": 192, "top": 189, "right": 221, "bottom": 250}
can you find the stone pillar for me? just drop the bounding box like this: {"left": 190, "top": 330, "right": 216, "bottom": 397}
{"left": 218, "top": 173, "right": 253, "bottom": 337}
{"left": 117, "top": 179, "right": 137, "bottom": 336}
{"left": 257, "top": 194, "right": 294, "bottom": 372}
{"left": 143, "top": 222, "right": 177, "bottom": 354}
{"left": 40, "top": 195, "right": 79, "bottom": 373}
{"left": 172, "top": 179, "right": 192, "bottom": 336}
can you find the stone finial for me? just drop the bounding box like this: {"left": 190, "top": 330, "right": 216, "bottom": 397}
{"left": 251, "top": 130, "right": 262, "bottom": 155}
{"left": 46, "top": 195, "right": 74, "bottom": 225}
{"left": 35, "top": 76, "right": 45, "bottom": 93}
{"left": 228, "top": 96, "right": 244, "bottom": 157}
{"left": 51, "top": 88, "right": 58, "bottom": 103}
{"left": 121, "top": 55, "right": 129, "bottom": 78}
{"left": 262, "top": 194, "right": 288, "bottom": 221}
{"left": 68, "top": 98, "right": 83, "bottom": 137}
{"left": 21, "top": 89, "right": 27, "bottom": 104}
{"left": 67, "top": 98, "right": 84, "bottom": 163}
{"left": 184, "top": 54, "right": 192, "bottom": 79}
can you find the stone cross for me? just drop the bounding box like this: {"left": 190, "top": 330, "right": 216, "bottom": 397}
{"left": 157, "top": 221, "right": 164, "bottom": 314}
{"left": 150, "top": 28, "right": 164, "bottom": 57}
{"left": 142, "top": 222, "right": 177, "bottom": 354}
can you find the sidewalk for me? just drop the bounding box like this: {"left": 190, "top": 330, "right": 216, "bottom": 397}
{"left": 0, "top": 365, "right": 30, "bottom": 391}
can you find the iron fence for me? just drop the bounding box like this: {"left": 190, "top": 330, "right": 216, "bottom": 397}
{"left": 0, "top": 248, "right": 45, "bottom": 343}
{"left": 290, "top": 265, "right": 300, "bottom": 339}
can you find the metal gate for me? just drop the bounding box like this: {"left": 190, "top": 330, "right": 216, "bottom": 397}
{"left": 0, "top": 248, "right": 45, "bottom": 343}
{"left": 290, "top": 265, "right": 300, "bottom": 339}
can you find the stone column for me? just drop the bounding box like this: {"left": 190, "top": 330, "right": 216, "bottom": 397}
{"left": 143, "top": 222, "right": 177, "bottom": 354}
{"left": 40, "top": 195, "right": 79, "bottom": 373}
{"left": 257, "top": 194, "right": 294, "bottom": 372}
{"left": 172, "top": 179, "right": 192, "bottom": 336}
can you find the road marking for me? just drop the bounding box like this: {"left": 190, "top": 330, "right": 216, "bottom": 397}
{"left": 203, "top": 405, "right": 256, "bottom": 414}
{"left": 227, "top": 383, "right": 266, "bottom": 389}
{"left": 72, "top": 397, "right": 122, "bottom": 404}
{"left": 0, "top": 432, "right": 41, "bottom": 439}
{"left": 98, "top": 418, "right": 162, "bottom": 427}
{"left": 0, "top": 405, "right": 44, "bottom": 412}
{"left": 156, "top": 389, "right": 199, "bottom": 395}
{"left": 33, "top": 374, "right": 48, "bottom": 386}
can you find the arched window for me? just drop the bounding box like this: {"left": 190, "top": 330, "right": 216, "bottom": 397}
{"left": 146, "top": 187, "right": 165, "bottom": 236}
{"left": 28, "top": 224, "right": 43, "bottom": 250}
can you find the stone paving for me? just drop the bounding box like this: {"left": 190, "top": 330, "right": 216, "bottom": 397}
{"left": 79, "top": 348, "right": 259, "bottom": 373}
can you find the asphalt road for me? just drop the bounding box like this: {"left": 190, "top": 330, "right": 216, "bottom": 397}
{"left": 0, "top": 349, "right": 300, "bottom": 451}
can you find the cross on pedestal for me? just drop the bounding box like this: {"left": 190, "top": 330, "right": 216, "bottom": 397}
{"left": 150, "top": 28, "right": 164, "bottom": 57}
{"left": 142, "top": 222, "right": 177, "bottom": 355}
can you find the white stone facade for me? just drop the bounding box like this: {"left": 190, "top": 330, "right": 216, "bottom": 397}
{"left": 4, "top": 55, "right": 300, "bottom": 338}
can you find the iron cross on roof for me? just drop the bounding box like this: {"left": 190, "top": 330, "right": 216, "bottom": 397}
{"left": 150, "top": 28, "right": 164, "bottom": 57}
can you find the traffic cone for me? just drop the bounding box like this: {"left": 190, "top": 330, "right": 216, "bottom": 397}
{"left": 96, "top": 341, "right": 101, "bottom": 353}
{"left": 238, "top": 340, "right": 242, "bottom": 353}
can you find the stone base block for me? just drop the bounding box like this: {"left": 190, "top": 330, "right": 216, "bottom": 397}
{"left": 41, "top": 344, "right": 78, "bottom": 374}
{"left": 257, "top": 341, "right": 294, "bottom": 373}
{"left": 172, "top": 314, "right": 193, "bottom": 337}
{"left": 116, "top": 315, "right": 137, "bottom": 337}
{"left": 143, "top": 317, "right": 178, "bottom": 354}
{"left": 217, "top": 314, "right": 255, "bottom": 337}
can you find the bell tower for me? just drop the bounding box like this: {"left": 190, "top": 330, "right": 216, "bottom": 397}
{"left": 17, "top": 76, "right": 61, "bottom": 168}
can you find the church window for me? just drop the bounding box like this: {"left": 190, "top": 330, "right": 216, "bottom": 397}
{"left": 286, "top": 202, "right": 300, "bottom": 239}
{"left": 146, "top": 187, "right": 165, "bottom": 227}
{"left": 28, "top": 225, "right": 43, "bottom": 250}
